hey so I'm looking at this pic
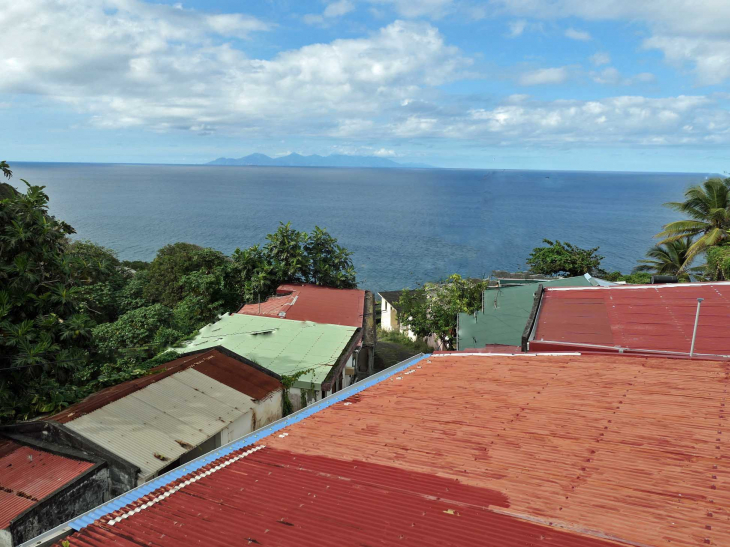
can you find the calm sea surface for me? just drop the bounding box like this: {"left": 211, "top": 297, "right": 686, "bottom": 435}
{"left": 7, "top": 163, "right": 711, "bottom": 292}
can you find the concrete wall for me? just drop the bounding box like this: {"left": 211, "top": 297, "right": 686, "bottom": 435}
{"left": 253, "top": 391, "right": 283, "bottom": 429}
{"left": 2, "top": 464, "right": 109, "bottom": 547}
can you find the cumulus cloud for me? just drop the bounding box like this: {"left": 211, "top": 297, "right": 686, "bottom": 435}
{"left": 367, "top": 0, "right": 454, "bottom": 19}
{"left": 507, "top": 19, "right": 528, "bottom": 37}
{"left": 304, "top": 0, "right": 355, "bottom": 25}
{"left": 590, "top": 52, "right": 611, "bottom": 66}
{"left": 489, "top": 0, "right": 730, "bottom": 84}
{"left": 565, "top": 28, "right": 591, "bottom": 41}
{"left": 412, "top": 95, "right": 730, "bottom": 146}
{"left": 0, "top": 2, "right": 470, "bottom": 135}
{"left": 519, "top": 67, "right": 570, "bottom": 85}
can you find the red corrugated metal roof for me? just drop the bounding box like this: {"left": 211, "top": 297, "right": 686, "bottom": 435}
{"left": 0, "top": 439, "right": 94, "bottom": 529}
{"left": 531, "top": 282, "right": 730, "bottom": 357}
{"left": 238, "top": 283, "right": 365, "bottom": 328}
{"left": 54, "top": 353, "right": 730, "bottom": 547}
{"left": 48, "top": 349, "right": 281, "bottom": 424}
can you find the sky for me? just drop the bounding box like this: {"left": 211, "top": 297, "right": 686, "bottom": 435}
{"left": 1, "top": 0, "right": 729, "bottom": 171}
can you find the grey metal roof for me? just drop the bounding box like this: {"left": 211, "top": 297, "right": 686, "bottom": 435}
{"left": 65, "top": 369, "right": 258, "bottom": 480}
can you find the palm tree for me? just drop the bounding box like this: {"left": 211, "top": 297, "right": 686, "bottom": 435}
{"left": 634, "top": 237, "right": 702, "bottom": 280}
{"left": 656, "top": 177, "right": 730, "bottom": 269}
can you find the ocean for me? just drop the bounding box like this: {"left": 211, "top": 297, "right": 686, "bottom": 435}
{"left": 7, "top": 163, "right": 710, "bottom": 292}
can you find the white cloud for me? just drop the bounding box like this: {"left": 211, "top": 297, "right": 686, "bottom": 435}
{"left": 304, "top": 0, "right": 355, "bottom": 25}
{"left": 373, "top": 148, "right": 398, "bottom": 156}
{"left": 591, "top": 67, "right": 656, "bottom": 85}
{"left": 490, "top": 0, "right": 730, "bottom": 84}
{"left": 367, "top": 0, "right": 454, "bottom": 19}
{"left": 590, "top": 52, "right": 611, "bottom": 66}
{"left": 447, "top": 95, "right": 730, "bottom": 146}
{"left": 565, "top": 28, "right": 591, "bottom": 41}
{"left": 519, "top": 67, "right": 570, "bottom": 85}
{"left": 0, "top": 3, "right": 470, "bottom": 136}
{"left": 507, "top": 19, "right": 527, "bottom": 37}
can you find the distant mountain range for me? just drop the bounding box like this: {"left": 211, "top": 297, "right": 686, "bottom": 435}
{"left": 207, "top": 153, "right": 432, "bottom": 169}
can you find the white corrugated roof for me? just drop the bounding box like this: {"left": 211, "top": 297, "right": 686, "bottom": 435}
{"left": 66, "top": 369, "right": 257, "bottom": 479}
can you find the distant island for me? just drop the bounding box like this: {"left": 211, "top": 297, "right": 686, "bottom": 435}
{"left": 207, "top": 153, "right": 432, "bottom": 169}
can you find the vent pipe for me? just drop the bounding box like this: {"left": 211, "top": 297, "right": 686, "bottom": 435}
{"left": 689, "top": 298, "right": 704, "bottom": 357}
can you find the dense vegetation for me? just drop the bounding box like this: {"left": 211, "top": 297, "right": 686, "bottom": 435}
{"left": 0, "top": 165, "right": 356, "bottom": 422}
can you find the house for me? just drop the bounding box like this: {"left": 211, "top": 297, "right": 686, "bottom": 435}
{"left": 457, "top": 273, "right": 612, "bottom": 350}
{"left": 378, "top": 289, "right": 422, "bottom": 340}
{"left": 239, "top": 283, "right": 376, "bottom": 377}
{"left": 524, "top": 281, "right": 730, "bottom": 357}
{"left": 0, "top": 437, "right": 106, "bottom": 547}
{"left": 42, "top": 349, "right": 282, "bottom": 485}
{"left": 43, "top": 351, "right": 730, "bottom": 547}
{"left": 178, "top": 313, "right": 362, "bottom": 410}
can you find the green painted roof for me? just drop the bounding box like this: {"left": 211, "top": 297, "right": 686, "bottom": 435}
{"left": 177, "top": 314, "right": 358, "bottom": 390}
{"left": 457, "top": 276, "right": 593, "bottom": 349}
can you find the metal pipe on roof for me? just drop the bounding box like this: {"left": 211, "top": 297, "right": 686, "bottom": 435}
{"left": 689, "top": 298, "right": 703, "bottom": 357}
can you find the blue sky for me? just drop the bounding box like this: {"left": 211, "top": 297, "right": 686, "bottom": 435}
{"left": 1, "top": 0, "right": 729, "bottom": 171}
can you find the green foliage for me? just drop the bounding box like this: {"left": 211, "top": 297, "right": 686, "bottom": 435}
{"left": 0, "top": 179, "right": 94, "bottom": 420}
{"left": 705, "top": 245, "right": 730, "bottom": 281}
{"left": 144, "top": 243, "right": 229, "bottom": 307}
{"left": 0, "top": 160, "right": 11, "bottom": 180}
{"left": 231, "top": 222, "right": 357, "bottom": 304}
{"left": 527, "top": 239, "right": 604, "bottom": 277}
{"left": 92, "top": 304, "right": 173, "bottom": 362}
{"left": 376, "top": 327, "right": 431, "bottom": 354}
{"left": 633, "top": 236, "right": 701, "bottom": 280}
{"left": 602, "top": 272, "right": 652, "bottom": 284}
{"left": 657, "top": 177, "right": 730, "bottom": 268}
{"left": 397, "top": 274, "right": 490, "bottom": 350}
{"left": 0, "top": 162, "right": 359, "bottom": 423}
{"left": 280, "top": 368, "right": 316, "bottom": 417}
{"left": 121, "top": 259, "right": 150, "bottom": 271}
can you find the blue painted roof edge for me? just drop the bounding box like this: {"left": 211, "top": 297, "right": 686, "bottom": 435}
{"left": 20, "top": 352, "right": 430, "bottom": 547}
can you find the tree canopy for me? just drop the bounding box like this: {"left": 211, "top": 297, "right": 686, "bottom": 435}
{"left": 634, "top": 236, "right": 700, "bottom": 280}
{"left": 656, "top": 177, "right": 730, "bottom": 269}
{"left": 526, "top": 239, "right": 604, "bottom": 277}
{"left": 0, "top": 162, "right": 358, "bottom": 423}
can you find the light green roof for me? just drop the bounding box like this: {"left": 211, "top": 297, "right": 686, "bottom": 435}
{"left": 177, "top": 314, "right": 358, "bottom": 390}
{"left": 457, "top": 276, "right": 593, "bottom": 349}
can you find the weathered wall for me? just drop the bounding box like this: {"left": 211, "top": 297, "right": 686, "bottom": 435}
{"left": 5, "top": 464, "right": 109, "bottom": 547}
{"left": 1, "top": 422, "right": 137, "bottom": 496}
{"left": 253, "top": 391, "right": 283, "bottom": 430}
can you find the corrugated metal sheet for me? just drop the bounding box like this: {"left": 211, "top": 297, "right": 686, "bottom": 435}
{"left": 50, "top": 350, "right": 281, "bottom": 424}
{"left": 178, "top": 314, "right": 358, "bottom": 389}
{"left": 0, "top": 440, "right": 94, "bottom": 529}
{"left": 53, "top": 353, "right": 730, "bottom": 547}
{"left": 65, "top": 369, "right": 258, "bottom": 479}
{"left": 458, "top": 276, "right": 595, "bottom": 349}
{"left": 239, "top": 283, "right": 366, "bottom": 328}
{"left": 531, "top": 282, "right": 730, "bottom": 357}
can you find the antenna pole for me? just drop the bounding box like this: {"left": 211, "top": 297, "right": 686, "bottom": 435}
{"left": 689, "top": 297, "right": 704, "bottom": 357}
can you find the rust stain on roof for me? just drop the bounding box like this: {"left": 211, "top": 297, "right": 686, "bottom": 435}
{"left": 238, "top": 283, "right": 365, "bottom": 328}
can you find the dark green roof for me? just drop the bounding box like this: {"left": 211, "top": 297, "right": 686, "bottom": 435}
{"left": 457, "top": 276, "right": 593, "bottom": 349}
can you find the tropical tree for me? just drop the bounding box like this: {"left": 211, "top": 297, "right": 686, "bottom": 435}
{"left": 634, "top": 237, "right": 701, "bottom": 280}
{"left": 526, "top": 239, "right": 604, "bottom": 277}
{"left": 656, "top": 177, "right": 730, "bottom": 269}
{"left": 0, "top": 160, "right": 11, "bottom": 179}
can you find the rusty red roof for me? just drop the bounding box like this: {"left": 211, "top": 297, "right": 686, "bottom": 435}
{"left": 49, "top": 349, "right": 281, "bottom": 424}
{"left": 238, "top": 283, "right": 365, "bottom": 327}
{"left": 529, "top": 282, "right": 730, "bottom": 357}
{"left": 53, "top": 353, "right": 730, "bottom": 547}
{"left": 0, "top": 439, "right": 94, "bottom": 530}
